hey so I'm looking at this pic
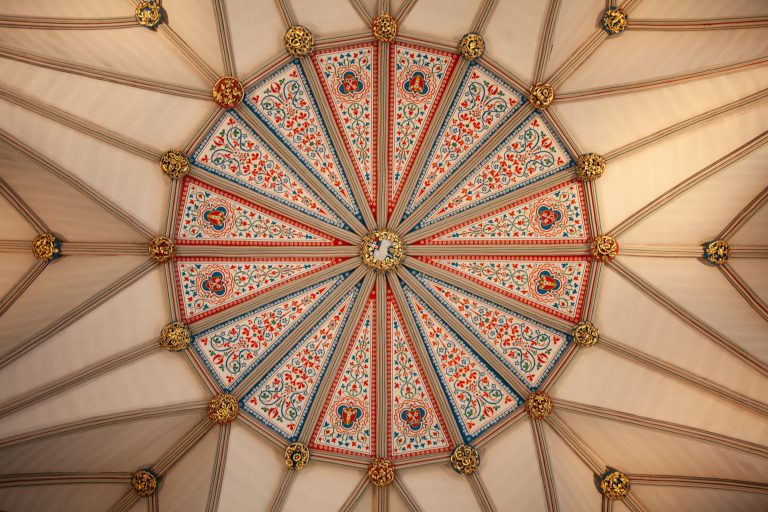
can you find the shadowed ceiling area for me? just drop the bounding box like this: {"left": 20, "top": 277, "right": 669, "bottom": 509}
{"left": 0, "top": 0, "right": 767, "bottom": 511}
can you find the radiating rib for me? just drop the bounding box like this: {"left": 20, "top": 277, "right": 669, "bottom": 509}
{"left": 545, "top": 412, "right": 605, "bottom": 474}
{"left": 557, "top": 56, "right": 768, "bottom": 102}
{"left": 0, "top": 176, "right": 49, "bottom": 233}
{"left": 531, "top": 418, "right": 560, "bottom": 512}
{"left": 608, "top": 130, "right": 768, "bottom": 237}
{"left": 348, "top": 0, "right": 374, "bottom": 24}
{"left": 718, "top": 265, "right": 768, "bottom": 322}
{"left": 267, "top": 471, "right": 296, "bottom": 512}
{"left": 376, "top": 273, "right": 387, "bottom": 455}
{"left": 533, "top": 0, "right": 562, "bottom": 84}
{"left": 0, "top": 260, "right": 47, "bottom": 318}
{"left": 0, "top": 401, "right": 207, "bottom": 450}
{"left": 467, "top": 473, "right": 497, "bottom": 512}
{"left": 555, "top": 398, "right": 768, "bottom": 458}
{"left": 0, "top": 15, "right": 138, "bottom": 30}
{"left": 605, "top": 91, "right": 768, "bottom": 163}
{"left": 545, "top": 0, "right": 643, "bottom": 89}
{"left": 58, "top": 242, "right": 149, "bottom": 256}
{"left": 471, "top": 0, "right": 500, "bottom": 33}
{"left": 0, "top": 83, "right": 159, "bottom": 161}
{"left": 205, "top": 423, "right": 232, "bottom": 512}
{"left": 212, "top": 0, "right": 237, "bottom": 77}
{"left": 599, "top": 336, "right": 768, "bottom": 417}
{"left": 0, "top": 472, "right": 130, "bottom": 488}
{"left": 175, "top": 245, "right": 359, "bottom": 258}
{"left": 628, "top": 17, "right": 768, "bottom": 31}
{"left": 274, "top": 0, "right": 298, "bottom": 27}
{"left": 0, "top": 259, "right": 156, "bottom": 370}
{"left": 719, "top": 185, "right": 768, "bottom": 240}
{"left": 0, "top": 129, "right": 156, "bottom": 240}
{"left": 0, "top": 340, "right": 159, "bottom": 419}
{"left": 628, "top": 474, "right": 768, "bottom": 494}
{"left": 0, "top": 45, "right": 210, "bottom": 100}
{"left": 394, "top": 0, "right": 418, "bottom": 24}
{"left": 617, "top": 245, "right": 705, "bottom": 257}
{"left": 393, "top": 478, "right": 423, "bottom": 511}
{"left": 607, "top": 259, "right": 768, "bottom": 378}
{"left": 339, "top": 476, "right": 370, "bottom": 512}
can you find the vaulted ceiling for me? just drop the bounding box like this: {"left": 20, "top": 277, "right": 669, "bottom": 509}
{"left": 0, "top": 1, "right": 767, "bottom": 511}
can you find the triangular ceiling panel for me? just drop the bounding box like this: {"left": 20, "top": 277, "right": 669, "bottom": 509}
{"left": 192, "top": 273, "right": 347, "bottom": 391}
{"left": 402, "top": 284, "right": 522, "bottom": 441}
{"left": 244, "top": 61, "right": 361, "bottom": 220}
{"left": 420, "top": 112, "right": 574, "bottom": 229}
{"left": 313, "top": 43, "right": 378, "bottom": 214}
{"left": 310, "top": 292, "right": 376, "bottom": 457}
{"left": 0, "top": 194, "right": 38, "bottom": 241}
{"left": 420, "top": 255, "right": 590, "bottom": 323}
{"left": 545, "top": 420, "right": 603, "bottom": 510}
{"left": 191, "top": 111, "right": 345, "bottom": 229}
{"left": 240, "top": 284, "right": 360, "bottom": 440}
{"left": 387, "top": 291, "right": 452, "bottom": 459}
{"left": 411, "top": 270, "right": 571, "bottom": 389}
{"left": 388, "top": 43, "right": 458, "bottom": 213}
{"left": 404, "top": 64, "right": 524, "bottom": 218}
{"left": 418, "top": 179, "right": 589, "bottom": 244}
{"left": 173, "top": 256, "right": 344, "bottom": 323}
{"left": 176, "top": 176, "right": 341, "bottom": 246}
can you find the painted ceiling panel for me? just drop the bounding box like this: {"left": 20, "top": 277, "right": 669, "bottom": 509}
{"left": 0, "top": 1, "right": 766, "bottom": 510}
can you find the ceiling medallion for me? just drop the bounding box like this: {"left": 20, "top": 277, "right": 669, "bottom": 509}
{"left": 212, "top": 76, "right": 244, "bottom": 109}
{"left": 458, "top": 33, "right": 485, "bottom": 60}
{"left": 590, "top": 235, "right": 618, "bottom": 262}
{"left": 135, "top": 1, "right": 162, "bottom": 28}
{"left": 160, "top": 149, "right": 190, "bottom": 179}
{"left": 32, "top": 233, "right": 61, "bottom": 261}
{"left": 159, "top": 321, "right": 191, "bottom": 352}
{"left": 148, "top": 236, "right": 175, "bottom": 263}
{"left": 450, "top": 445, "right": 480, "bottom": 475}
{"left": 575, "top": 153, "right": 605, "bottom": 181}
{"left": 529, "top": 83, "right": 554, "bottom": 109}
{"left": 360, "top": 230, "right": 405, "bottom": 272}
{"left": 703, "top": 239, "right": 730, "bottom": 266}
{"left": 572, "top": 321, "right": 599, "bottom": 348}
{"left": 208, "top": 393, "right": 239, "bottom": 423}
{"left": 284, "top": 442, "right": 310, "bottom": 470}
{"left": 131, "top": 469, "right": 159, "bottom": 497}
{"left": 372, "top": 13, "right": 397, "bottom": 42}
{"left": 368, "top": 458, "right": 395, "bottom": 486}
{"left": 601, "top": 470, "right": 630, "bottom": 500}
{"left": 525, "top": 392, "right": 553, "bottom": 419}
{"left": 284, "top": 26, "right": 314, "bottom": 57}
{"left": 602, "top": 7, "right": 628, "bottom": 35}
